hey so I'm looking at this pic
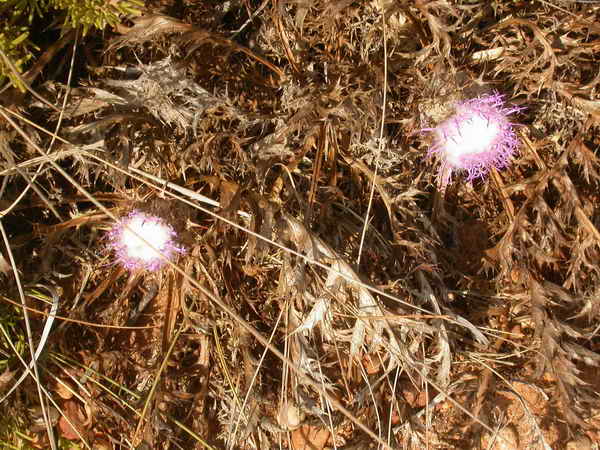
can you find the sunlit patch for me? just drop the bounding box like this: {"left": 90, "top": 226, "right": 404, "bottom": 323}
{"left": 108, "top": 210, "right": 184, "bottom": 271}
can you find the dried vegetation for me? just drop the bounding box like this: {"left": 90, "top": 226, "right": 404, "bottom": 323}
{"left": 1, "top": 0, "right": 600, "bottom": 448}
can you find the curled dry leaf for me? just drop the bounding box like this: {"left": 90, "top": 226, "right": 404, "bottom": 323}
{"left": 291, "top": 425, "right": 330, "bottom": 450}
{"left": 283, "top": 214, "right": 390, "bottom": 359}
{"left": 481, "top": 424, "right": 519, "bottom": 450}
{"left": 54, "top": 378, "right": 74, "bottom": 400}
{"left": 0, "top": 251, "right": 10, "bottom": 276}
{"left": 294, "top": 296, "right": 331, "bottom": 334}
{"left": 0, "top": 368, "right": 15, "bottom": 395}
{"left": 58, "top": 400, "right": 87, "bottom": 441}
{"left": 277, "top": 402, "right": 305, "bottom": 431}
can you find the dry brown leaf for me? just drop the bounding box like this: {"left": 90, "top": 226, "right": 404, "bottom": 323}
{"left": 278, "top": 402, "right": 305, "bottom": 431}
{"left": 58, "top": 400, "right": 87, "bottom": 441}
{"left": 291, "top": 425, "right": 330, "bottom": 450}
{"left": 0, "top": 251, "right": 9, "bottom": 276}
{"left": 54, "top": 379, "right": 74, "bottom": 400}
{"left": 0, "top": 368, "right": 15, "bottom": 392}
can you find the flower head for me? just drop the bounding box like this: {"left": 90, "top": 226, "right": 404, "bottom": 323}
{"left": 425, "top": 92, "right": 522, "bottom": 188}
{"left": 108, "top": 210, "right": 184, "bottom": 271}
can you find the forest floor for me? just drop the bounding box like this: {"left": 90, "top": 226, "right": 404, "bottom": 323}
{"left": 1, "top": 0, "right": 600, "bottom": 449}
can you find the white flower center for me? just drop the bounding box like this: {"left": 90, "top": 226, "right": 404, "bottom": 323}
{"left": 442, "top": 113, "right": 500, "bottom": 167}
{"left": 121, "top": 216, "right": 171, "bottom": 262}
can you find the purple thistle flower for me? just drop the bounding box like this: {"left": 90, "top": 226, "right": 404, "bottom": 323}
{"left": 424, "top": 92, "right": 522, "bottom": 188}
{"left": 107, "top": 210, "right": 185, "bottom": 271}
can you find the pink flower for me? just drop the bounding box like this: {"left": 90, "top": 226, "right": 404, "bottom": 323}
{"left": 107, "top": 210, "right": 185, "bottom": 271}
{"left": 424, "top": 92, "right": 522, "bottom": 188}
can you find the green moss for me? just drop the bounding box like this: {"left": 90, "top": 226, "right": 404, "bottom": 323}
{"left": 0, "top": 23, "right": 34, "bottom": 89}
{"left": 50, "top": 0, "right": 143, "bottom": 32}
{"left": 0, "top": 0, "right": 142, "bottom": 89}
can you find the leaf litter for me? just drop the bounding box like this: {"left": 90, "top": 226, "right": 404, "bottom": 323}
{"left": 1, "top": 0, "right": 600, "bottom": 448}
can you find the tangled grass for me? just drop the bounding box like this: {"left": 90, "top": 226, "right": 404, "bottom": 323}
{"left": 1, "top": 0, "right": 600, "bottom": 448}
